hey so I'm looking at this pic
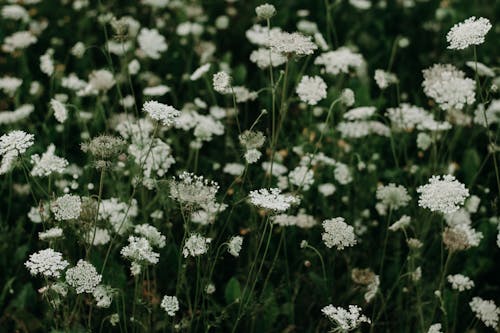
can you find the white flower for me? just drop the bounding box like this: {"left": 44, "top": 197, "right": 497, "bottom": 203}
{"left": 0, "top": 130, "right": 34, "bottom": 174}
{"left": 138, "top": 28, "right": 167, "bottom": 59}
{"left": 134, "top": 224, "right": 166, "bottom": 248}
{"left": 469, "top": 297, "right": 499, "bottom": 328}
{"left": 50, "top": 99, "right": 68, "bottom": 123}
{"left": 427, "top": 323, "right": 443, "bottom": 333}
{"left": 417, "top": 175, "right": 469, "bottom": 214}
{"left": 51, "top": 194, "right": 82, "bottom": 220}
{"left": 39, "top": 227, "right": 63, "bottom": 241}
{"left": 0, "top": 76, "right": 22, "bottom": 96}
{"left": 341, "top": 88, "right": 355, "bottom": 107}
{"left": 343, "top": 106, "right": 376, "bottom": 121}
{"left": 40, "top": 49, "right": 54, "bottom": 76}
{"left": 466, "top": 61, "right": 495, "bottom": 77}
{"left": 255, "top": 3, "right": 276, "bottom": 20}
{"left": 161, "top": 295, "right": 179, "bottom": 316}
{"left": 31, "top": 144, "right": 68, "bottom": 177}
{"left": 296, "top": 75, "right": 327, "bottom": 105}
{"left": 321, "top": 304, "right": 370, "bottom": 331}
{"left": 93, "top": 285, "right": 114, "bottom": 308}
{"left": 376, "top": 183, "right": 411, "bottom": 210}
{"left": 269, "top": 31, "right": 317, "bottom": 56}
{"left": 422, "top": 64, "right": 475, "bottom": 111}
{"left": 446, "top": 17, "right": 492, "bottom": 50}
{"left": 190, "top": 63, "right": 211, "bottom": 81}
{"left": 121, "top": 236, "right": 160, "bottom": 264}
{"left": 25, "top": 248, "right": 69, "bottom": 278}
{"left": 212, "top": 71, "right": 231, "bottom": 94}
{"left": 170, "top": 172, "right": 219, "bottom": 207}
{"left": 2, "top": 31, "right": 37, "bottom": 52}
{"left": 183, "top": 233, "right": 211, "bottom": 257}
{"left": 228, "top": 236, "right": 243, "bottom": 257}
{"left": 288, "top": 165, "right": 314, "bottom": 190}
{"left": 142, "top": 100, "right": 180, "bottom": 127}
{"left": 249, "top": 188, "right": 298, "bottom": 212}
{"left": 447, "top": 274, "right": 474, "bottom": 291}
{"left": 322, "top": 217, "right": 357, "bottom": 250}
{"left": 244, "top": 148, "right": 262, "bottom": 164}
{"left": 66, "top": 260, "right": 102, "bottom": 294}
{"left": 249, "top": 48, "right": 287, "bottom": 69}
{"left": 374, "top": 69, "right": 398, "bottom": 89}
{"left": 314, "top": 47, "right": 364, "bottom": 75}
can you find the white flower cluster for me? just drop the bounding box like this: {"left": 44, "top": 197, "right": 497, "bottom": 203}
{"left": 314, "top": 47, "right": 364, "bottom": 75}
{"left": 31, "top": 144, "right": 68, "bottom": 177}
{"left": 374, "top": 69, "right": 398, "bottom": 90}
{"left": 321, "top": 304, "right": 371, "bottom": 331}
{"left": 182, "top": 233, "right": 211, "bottom": 257}
{"left": 427, "top": 323, "right": 443, "bottom": 333}
{"left": 25, "top": 248, "right": 69, "bottom": 278}
{"left": 447, "top": 274, "right": 474, "bottom": 291}
{"left": 249, "top": 188, "right": 298, "bottom": 212}
{"left": 417, "top": 175, "right": 469, "bottom": 214}
{"left": 322, "top": 217, "right": 357, "bottom": 250}
{"left": 212, "top": 71, "right": 232, "bottom": 94}
{"left": 134, "top": 224, "right": 166, "bottom": 248}
{"left": 99, "top": 198, "right": 138, "bottom": 234}
{"left": 272, "top": 210, "right": 317, "bottom": 229}
{"left": 469, "top": 297, "right": 499, "bottom": 328}
{"left": 296, "top": 75, "right": 327, "bottom": 105}
{"left": 66, "top": 260, "right": 102, "bottom": 294}
{"left": 227, "top": 236, "right": 243, "bottom": 257}
{"left": 121, "top": 236, "right": 160, "bottom": 265}
{"left": 137, "top": 28, "right": 167, "bottom": 59}
{"left": 250, "top": 48, "right": 286, "bottom": 69}
{"left": 422, "top": 64, "right": 475, "bottom": 111}
{"left": 51, "top": 194, "right": 82, "bottom": 221}
{"left": 446, "top": 17, "right": 491, "bottom": 50}
{"left": 39, "top": 227, "right": 63, "bottom": 241}
{"left": 0, "top": 130, "right": 34, "bottom": 174}
{"left": 142, "top": 100, "right": 180, "bottom": 127}
{"left": 376, "top": 183, "right": 411, "bottom": 210}
{"left": 0, "top": 104, "right": 34, "bottom": 125}
{"left": 160, "top": 295, "right": 179, "bottom": 316}
{"left": 169, "top": 172, "right": 219, "bottom": 207}
{"left": 93, "top": 284, "right": 114, "bottom": 308}
{"left": 269, "top": 31, "right": 317, "bottom": 56}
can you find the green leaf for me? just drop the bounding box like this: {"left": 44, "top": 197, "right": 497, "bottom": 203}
{"left": 224, "top": 277, "right": 241, "bottom": 304}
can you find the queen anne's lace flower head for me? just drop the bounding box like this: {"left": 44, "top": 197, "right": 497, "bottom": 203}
{"left": 169, "top": 172, "right": 219, "bottom": 207}
{"left": 66, "top": 260, "right": 102, "bottom": 294}
{"left": 296, "top": 75, "right": 327, "bottom": 105}
{"left": 212, "top": 71, "right": 232, "bottom": 94}
{"left": 469, "top": 297, "right": 499, "bottom": 328}
{"left": 138, "top": 28, "right": 167, "bottom": 59}
{"left": 0, "top": 130, "right": 34, "bottom": 174}
{"left": 93, "top": 284, "right": 114, "bottom": 308}
{"left": 446, "top": 17, "right": 492, "bottom": 50}
{"left": 422, "top": 64, "right": 475, "bottom": 111}
{"left": 143, "top": 101, "right": 180, "bottom": 127}
{"left": 182, "top": 233, "right": 211, "bottom": 257}
{"left": 447, "top": 274, "right": 474, "bottom": 291}
{"left": 269, "top": 31, "right": 317, "bottom": 56}
{"left": 417, "top": 175, "right": 469, "bottom": 214}
{"left": 31, "top": 144, "right": 68, "bottom": 177}
{"left": 134, "top": 224, "right": 166, "bottom": 248}
{"left": 314, "top": 47, "right": 364, "bottom": 75}
{"left": 321, "top": 304, "right": 371, "bottom": 331}
{"left": 161, "top": 295, "right": 179, "bottom": 316}
{"left": 249, "top": 188, "right": 299, "bottom": 212}
{"left": 376, "top": 183, "right": 411, "bottom": 210}
{"left": 322, "top": 217, "right": 357, "bottom": 250}
{"left": 25, "top": 248, "right": 69, "bottom": 278}
{"left": 227, "top": 236, "right": 243, "bottom": 257}
{"left": 121, "top": 236, "right": 160, "bottom": 264}
{"left": 51, "top": 194, "right": 82, "bottom": 221}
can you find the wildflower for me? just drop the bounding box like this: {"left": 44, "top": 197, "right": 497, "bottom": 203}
{"left": 183, "top": 233, "right": 211, "bottom": 257}
{"left": 2, "top": 31, "right": 37, "bottom": 52}
{"left": 422, "top": 64, "right": 475, "bottom": 111}
{"left": 296, "top": 75, "right": 327, "bottom": 105}
{"left": 190, "top": 63, "right": 211, "bottom": 81}
{"left": 314, "top": 47, "right": 364, "bottom": 75}
{"left": 0, "top": 104, "right": 34, "bottom": 125}
{"left": 250, "top": 48, "right": 287, "bottom": 69}
{"left": 25, "top": 248, "right": 69, "bottom": 278}
{"left": 205, "top": 283, "right": 216, "bottom": 294}
{"left": 0, "top": 76, "right": 22, "bottom": 96}
{"left": 341, "top": 89, "right": 355, "bottom": 107}
{"left": 86, "top": 69, "right": 116, "bottom": 94}
{"left": 343, "top": 106, "right": 376, "bottom": 121}
{"left": 169, "top": 172, "right": 219, "bottom": 207}
{"left": 239, "top": 130, "right": 266, "bottom": 150}
{"left": 40, "top": 49, "right": 54, "bottom": 76}
{"left": 142, "top": 100, "right": 180, "bottom": 127}
{"left": 249, "top": 188, "right": 298, "bottom": 212}
{"left": 417, "top": 133, "right": 433, "bottom": 151}
{"left": 93, "top": 284, "right": 114, "bottom": 308}
{"left": 269, "top": 31, "right": 317, "bottom": 56}
{"left": 466, "top": 61, "right": 495, "bottom": 77}
{"left": 50, "top": 99, "right": 68, "bottom": 123}
{"left": 389, "top": 215, "right": 411, "bottom": 231}
{"left": 121, "top": 236, "right": 160, "bottom": 265}
{"left": 255, "top": 3, "right": 276, "bottom": 20}
{"left": 447, "top": 274, "right": 474, "bottom": 291}
{"left": 134, "top": 224, "right": 166, "bottom": 248}
{"left": 31, "top": 144, "right": 68, "bottom": 177}
{"left": 81, "top": 135, "right": 125, "bottom": 168}
{"left": 0, "top": 130, "right": 34, "bottom": 175}
{"left": 51, "top": 194, "right": 82, "bottom": 221}
{"left": 213, "top": 71, "right": 232, "bottom": 94}
{"left": 322, "top": 218, "right": 357, "bottom": 250}
{"left": 427, "top": 323, "right": 443, "bottom": 333}
{"left": 417, "top": 175, "right": 469, "bottom": 214}
{"left": 228, "top": 236, "right": 243, "bottom": 257}
{"left": 321, "top": 304, "right": 371, "bottom": 331}
{"left": 66, "top": 260, "right": 102, "bottom": 294}
{"left": 376, "top": 183, "right": 411, "bottom": 210}
{"left": 138, "top": 28, "right": 167, "bottom": 59}
{"left": 39, "top": 227, "right": 63, "bottom": 241}
{"left": 288, "top": 165, "right": 314, "bottom": 190}
{"left": 318, "top": 183, "right": 336, "bottom": 197}
{"left": 161, "top": 295, "right": 179, "bottom": 316}
{"left": 469, "top": 297, "right": 499, "bottom": 328}
{"left": 446, "top": 17, "right": 491, "bottom": 50}
{"left": 374, "top": 69, "right": 398, "bottom": 89}
{"left": 407, "top": 238, "right": 423, "bottom": 249}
